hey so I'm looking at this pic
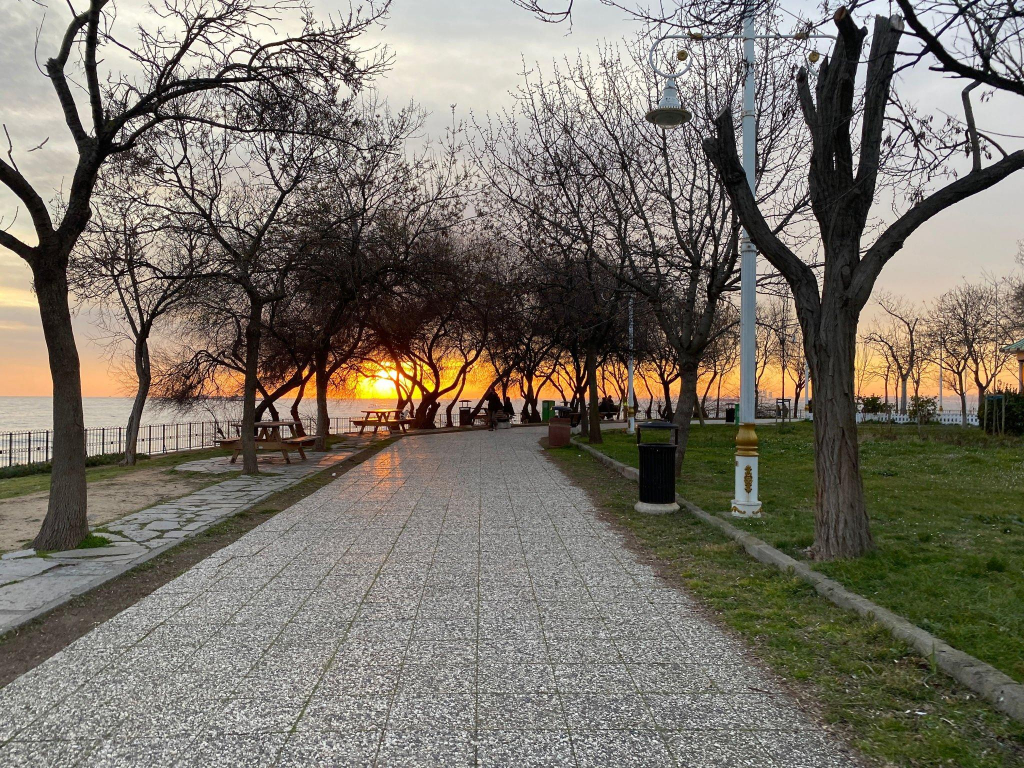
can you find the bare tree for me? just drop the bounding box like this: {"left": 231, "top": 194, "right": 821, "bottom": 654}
{"left": 0, "top": 0, "right": 388, "bottom": 550}
{"left": 864, "top": 292, "right": 923, "bottom": 415}
{"left": 703, "top": 8, "right": 1024, "bottom": 559}
{"left": 71, "top": 174, "right": 201, "bottom": 464}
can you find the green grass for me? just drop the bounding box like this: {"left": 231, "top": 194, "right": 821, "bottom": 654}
{"left": 548, "top": 442, "right": 1024, "bottom": 767}
{"left": 76, "top": 533, "right": 112, "bottom": 549}
{"left": 589, "top": 421, "right": 1024, "bottom": 685}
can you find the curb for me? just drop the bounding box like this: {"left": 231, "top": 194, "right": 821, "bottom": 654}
{"left": 570, "top": 438, "right": 1024, "bottom": 725}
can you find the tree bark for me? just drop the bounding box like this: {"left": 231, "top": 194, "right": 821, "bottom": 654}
{"left": 31, "top": 258, "right": 89, "bottom": 551}
{"left": 314, "top": 349, "right": 330, "bottom": 451}
{"left": 240, "top": 300, "right": 262, "bottom": 475}
{"left": 808, "top": 324, "right": 874, "bottom": 560}
{"left": 672, "top": 359, "right": 700, "bottom": 477}
{"left": 585, "top": 345, "right": 602, "bottom": 444}
{"left": 122, "top": 336, "right": 151, "bottom": 466}
{"left": 290, "top": 375, "right": 308, "bottom": 436}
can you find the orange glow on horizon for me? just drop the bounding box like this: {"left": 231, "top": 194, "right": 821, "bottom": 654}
{"left": 354, "top": 364, "right": 399, "bottom": 399}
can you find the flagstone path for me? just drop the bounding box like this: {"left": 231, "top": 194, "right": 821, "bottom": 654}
{"left": 0, "top": 442, "right": 373, "bottom": 635}
{"left": 0, "top": 428, "right": 860, "bottom": 767}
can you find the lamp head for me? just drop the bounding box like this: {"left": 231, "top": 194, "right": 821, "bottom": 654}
{"left": 645, "top": 77, "right": 692, "bottom": 129}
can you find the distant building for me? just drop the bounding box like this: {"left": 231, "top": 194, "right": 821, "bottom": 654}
{"left": 1004, "top": 339, "right": 1024, "bottom": 393}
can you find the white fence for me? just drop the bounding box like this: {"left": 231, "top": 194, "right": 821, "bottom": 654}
{"left": 855, "top": 411, "right": 979, "bottom": 426}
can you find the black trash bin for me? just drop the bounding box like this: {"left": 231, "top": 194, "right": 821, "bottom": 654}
{"left": 725, "top": 405, "right": 736, "bottom": 424}
{"left": 459, "top": 407, "right": 473, "bottom": 427}
{"left": 635, "top": 421, "right": 680, "bottom": 514}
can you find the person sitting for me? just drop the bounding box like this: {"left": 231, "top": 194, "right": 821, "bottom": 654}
{"left": 599, "top": 395, "right": 617, "bottom": 420}
{"left": 502, "top": 396, "right": 516, "bottom": 420}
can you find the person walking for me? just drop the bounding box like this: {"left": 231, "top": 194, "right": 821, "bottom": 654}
{"left": 485, "top": 388, "right": 502, "bottom": 431}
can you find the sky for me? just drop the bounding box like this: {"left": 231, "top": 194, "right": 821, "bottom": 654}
{"left": 1, "top": 0, "right": 1022, "bottom": 397}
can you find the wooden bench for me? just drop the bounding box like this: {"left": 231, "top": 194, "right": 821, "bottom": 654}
{"left": 215, "top": 436, "right": 313, "bottom": 464}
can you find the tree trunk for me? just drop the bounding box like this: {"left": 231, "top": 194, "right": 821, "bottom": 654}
{"left": 959, "top": 391, "right": 967, "bottom": 428}
{"left": 585, "top": 345, "right": 602, "bottom": 444}
{"left": 290, "top": 376, "right": 307, "bottom": 436}
{"left": 31, "top": 260, "right": 89, "bottom": 551}
{"left": 314, "top": 349, "right": 330, "bottom": 451}
{"left": 808, "top": 330, "right": 874, "bottom": 560}
{"left": 122, "top": 336, "right": 151, "bottom": 466}
{"left": 446, "top": 373, "right": 467, "bottom": 427}
{"left": 672, "top": 359, "right": 700, "bottom": 477}
{"left": 240, "top": 301, "right": 262, "bottom": 475}
{"left": 900, "top": 376, "right": 909, "bottom": 415}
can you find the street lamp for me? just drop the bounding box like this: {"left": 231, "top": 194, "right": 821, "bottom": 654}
{"left": 645, "top": 18, "right": 832, "bottom": 519}
{"left": 645, "top": 51, "right": 692, "bottom": 128}
{"left": 627, "top": 294, "right": 636, "bottom": 435}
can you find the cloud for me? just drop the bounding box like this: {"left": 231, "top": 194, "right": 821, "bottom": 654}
{"left": 0, "top": 321, "right": 32, "bottom": 331}
{"left": 0, "top": 286, "right": 37, "bottom": 309}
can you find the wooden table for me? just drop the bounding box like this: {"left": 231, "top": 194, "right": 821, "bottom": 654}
{"left": 218, "top": 420, "right": 313, "bottom": 463}
{"left": 353, "top": 409, "right": 412, "bottom": 435}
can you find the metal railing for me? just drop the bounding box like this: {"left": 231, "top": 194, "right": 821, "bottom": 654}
{"left": 0, "top": 416, "right": 363, "bottom": 469}
{"left": 0, "top": 410, "right": 528, "bottom": 469}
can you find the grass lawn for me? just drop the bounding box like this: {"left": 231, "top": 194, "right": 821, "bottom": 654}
{"left": 547, "top": 442, "right": 1024, "bottom": 767}
{"left": 589, "top": 422, "right": 1024, "bottom": 686}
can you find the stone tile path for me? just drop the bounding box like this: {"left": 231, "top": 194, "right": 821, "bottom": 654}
{"left": 0, "top": 443, "right": 372, "bottom": 635}
{"left": 0, "top": 429, "right": 860, "bottom": 767}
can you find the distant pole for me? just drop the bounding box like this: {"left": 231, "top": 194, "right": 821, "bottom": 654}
{"left": 804, "top": 360, "right": 810, "bottom": 417}
{"left": 938, "top": 339, "right": 944, "bottom": 413}
{"left": 627, "top": 294, "right": 636, "bottom": 435}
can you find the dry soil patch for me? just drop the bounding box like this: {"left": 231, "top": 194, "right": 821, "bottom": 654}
{"left": 0, "top": 468, "right": 218, "bottom": 553}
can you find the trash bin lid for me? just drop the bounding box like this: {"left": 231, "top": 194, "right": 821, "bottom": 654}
{"left": 636, "top": 420, "right": 679, "bottom": 446}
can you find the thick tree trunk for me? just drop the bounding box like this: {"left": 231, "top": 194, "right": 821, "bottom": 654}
{"left": 31, "top": 260, "right": 89, "bottom": 551}
{"left": 959, "top": 391, "right": 968, "bottom": 428}
{"left": 672, "top": 360, "right": 700, "bottom": 477}
{"left": 240, "top": 302, "right": 262, "bottom": 475}
{"left": 122, "top": 336, "right": 151, "bottom": 466}
{"left": 900, "top": 376, "right": 909, "bottom": 415}
{"left": 808, "top": 329, "right": 874, "bottom": 560}
{"left": 585, "top": 346, "right": 602, "bottom": 444}
{"left": 314, "top": 349, "right": 330, "bottom": 451}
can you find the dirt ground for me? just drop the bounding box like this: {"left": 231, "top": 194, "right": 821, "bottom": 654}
{"left": 0, "top": 469, "right": 215, "bottom": 553}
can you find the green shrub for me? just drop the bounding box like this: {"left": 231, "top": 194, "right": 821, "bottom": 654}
{"left": 981, "top": 388, "right": 1024, "bottom": 436}
{"left": 860, "top": 395, "right": 890, "bottom": 414}
{"left": 908, "top": 395, "right": 937, "bottom": 423}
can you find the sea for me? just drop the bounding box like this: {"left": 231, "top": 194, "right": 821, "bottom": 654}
{"left": 0, "top": 396, "right": 402, "bottom": 434}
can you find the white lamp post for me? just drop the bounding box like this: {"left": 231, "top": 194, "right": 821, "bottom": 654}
{"left": 645, "top": 17, "right": 832, "bottom": 519}
{"left": 627, "top": 294, "right": 636, "bottom": 435}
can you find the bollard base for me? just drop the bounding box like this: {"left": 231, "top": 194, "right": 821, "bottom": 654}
{"left": 634, "top": 500, "right": 679, "bottom": 515}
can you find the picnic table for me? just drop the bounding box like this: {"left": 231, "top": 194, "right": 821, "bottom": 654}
{"left": 353, "top": 409, "right": 413, "bottom": 435}
{"left": 216, "top": 420, "right": 313, "bottom": 463}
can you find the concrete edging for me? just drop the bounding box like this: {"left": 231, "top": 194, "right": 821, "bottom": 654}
{"left": 570, "top": 438, "right": 1024, "bottom": 725}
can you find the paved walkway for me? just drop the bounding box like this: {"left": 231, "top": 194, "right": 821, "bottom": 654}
{"left": 0, "top": 429, "right": 859, "bottom": 767}
{"left": 0, "top": 442, "right": 373, "bottom": 635}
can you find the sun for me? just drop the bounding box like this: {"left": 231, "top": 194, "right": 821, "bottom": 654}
{"left": 358, "top": 364, "right": 398, "bottom": 399}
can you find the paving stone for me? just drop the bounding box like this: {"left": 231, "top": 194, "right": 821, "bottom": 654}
{"left": 0, "top": 430, "right": 856, "bottom": 766}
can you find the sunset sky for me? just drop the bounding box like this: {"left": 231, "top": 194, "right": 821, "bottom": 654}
{"left": 1, "top": 0, "right": 1022, "bottom": 397}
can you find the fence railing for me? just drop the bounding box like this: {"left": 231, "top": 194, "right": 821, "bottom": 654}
{"left": 0, "top": 410, "right": 530, "bottom": 469}
{"left": 0, "top": 416, "right": 366, "bottom": 469}
{"left": 855, "top": 411, "right": 980, "bottom": 426}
